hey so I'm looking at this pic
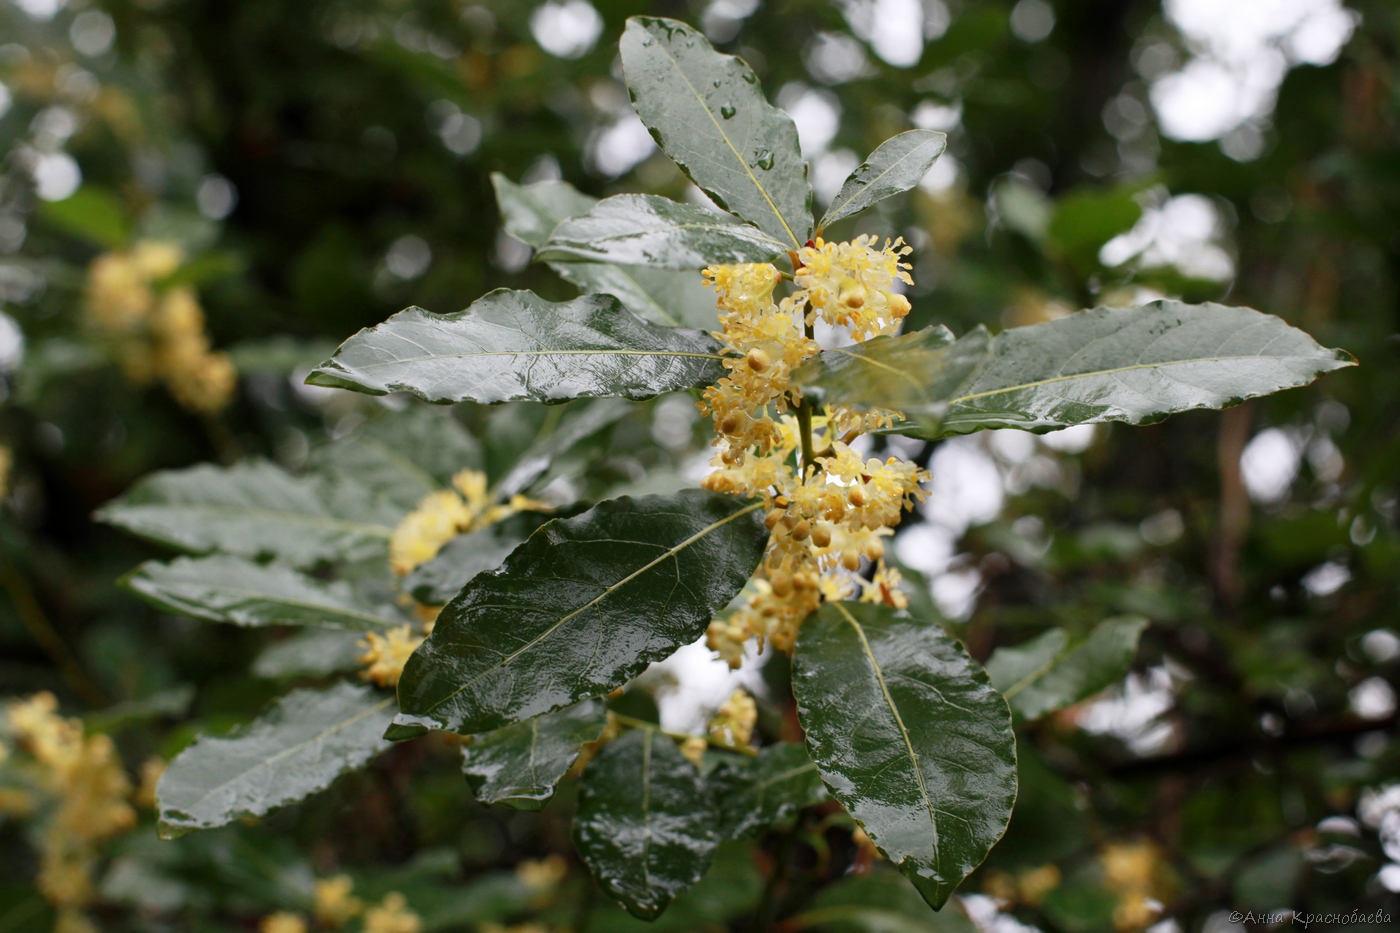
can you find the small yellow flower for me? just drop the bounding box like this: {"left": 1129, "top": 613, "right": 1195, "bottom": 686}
{"left": 358, "top": 626, "right": 425, "bottom": 687}
{"left": 708, "top": 688, "right": 757, "bottom": 748}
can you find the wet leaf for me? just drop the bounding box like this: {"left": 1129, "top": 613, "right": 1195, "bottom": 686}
{"left": 538, "top": 194, "right": 788, "bottom": 268}
{"left": 305, "top": 289, "right": 726, "bottom": 404}
{"left": 986, "top": 617, "right": 1148, "bottom": 720}
{"left": 123, "top": 554, "right": 401, "bottom": 631}
{"left": 915, "top": 301, "right": 1355, "bottom": 437}
{"left": 820, "top": 130, "right": 948, "bottom": 230}
{"left": 709, "top": 742, "right": 828, "bottom": 840}
{"left": 403, "top": 512, "right": 553, "bottom": 606}
{"left": 573, "top": 728, "right": 718, "bottom": 919}
{"left": 391, "top": 490, "right": 767, "bottom": 737}
{"left": 793, "top": 602, "right": 1017, "bottom": 909}
{"left": 156, "top": 682, "right": 394, "bottom": 837}
{"left": 461, "top": 699, "right": 608, "bottom": 809}
{"left": 621, "top": 16, "right": 812, "bottom": 249}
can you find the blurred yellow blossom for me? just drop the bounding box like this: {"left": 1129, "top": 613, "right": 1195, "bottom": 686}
{"left": 314, "top": 873, "right": 363, "bottom": 926}
{"left": 359, "top": 626, "right": 425, "bottom": 688}
{"left": 362, "top": 892, "right": 420, "bottom": 933}
{"left": 258, "top": 912, "right": 309, "bottom": 933}
{"left": 388, "top": 468, "right": 548, "bottom": 576}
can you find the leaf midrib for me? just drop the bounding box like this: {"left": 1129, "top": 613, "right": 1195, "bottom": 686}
{"left": 334, "top": 347, "right": 727, "bottom": 372}
{"left": 165, "top": 694, "right": 393, "bottom": 824}
{"left": 822, "top": 132, "right": 943, "bottom": 228}
{"left": 415, "top": 499, "right": 765, "bottom": 718}
{"left": 645, "top": 25, "right": 802, "bottom": 249}
{"left": 949, "top": 352, "right": 1335, "bottom": 406}
{"left": 833, "top": 601, "right": 940, "bottom": 864}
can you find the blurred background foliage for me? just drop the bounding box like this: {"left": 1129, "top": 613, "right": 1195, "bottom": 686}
{"left": 1, "top": 0, "right": 1397, "bottom": 930}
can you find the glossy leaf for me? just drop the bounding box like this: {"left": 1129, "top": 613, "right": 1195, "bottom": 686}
{"left": 538, "top": 194, "right": 788, "bottom": 268}
{"left": 793, "top": 326, "right": 991, "bottom": 426}
{"left": 986, "top": 617, "right": 1148, "bottom": 720}
{"left": 122, "top": 555, "right": 400, "bottom": 631}
{"left": 793, "top": 602, "right": 1017, "bottom": 909}
{"left": 621, "top": 16, "right": 812, "bottom": 249}
{"left": 573, "top": 728, "right": 718, "bottom": 919}
{"left": 819, "top": 130, "right": 948, "bottom": 231}
{"left": 95, "top": 460, "right": 392, "bottom": 567}
{"left": 304, "top": 289, "right": 726, "bottom": 404}
{"left": 492, "top": 174, "right": 719, "bottom": 330}
{"left": 709, "top": 742, "right": 827, "bottom": 840}
{"left": 391, "top": 490, "right": 767, "bottom": 737}
{"left": 461, "top": 699, "right": 608, "bottom": 809}
{"left": 403, "top": 512, "right": 552, "bottom": 606}
{"left": 916, "top": 301, "right": 1355, "bottom": 437}
{"left": 156, "top": 682, "right": 395, "bottom": 838}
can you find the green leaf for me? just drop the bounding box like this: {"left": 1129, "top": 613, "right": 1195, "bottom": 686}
{"left": 573, "top": 728, "right": 718, "bottom": 919}
{"left": 305, "top": 289, "right": 727, "bottom": 405}
{"left": 1046, "top": 185, "right": 1143, "bottom": 271}
{"left": 493, "top": 174, "right": 720, "bottom": 330}
{"left": 785, "top": 870, "right": 980, "bottom": 931}
{"left": 986, "top": 617, "right": 1148, "bottom": 720}
{"left": 621, "top": 16, "right": 812, "bottom": 249}
{"left": 819, "top": 130, "right": 948, "bottom": 231}
{"left": 391, "top": 490, "right": 768, "bottom": 737}
{"left": 156, "top": 682, "right": 394, "bottom": 838}
{"left": 792, "top": 602, "right": 1017, "bottom": 909}
{"left": 709, "top": 742, "right": 828, "bottom": 840}
{"left": 492, "top": 174, "right": 597, "bottom": 249}
{"left": 404, "top": 511, "right": 555, "bottom": 605}
{"left": 793, "top": 326, "right": 991, "bottom": 427}
{"left": 41, "top": 186, "right": 129, "bottom": 248}
{"left": 538, "top": 194, "right": 789, "bottom": 268}
{"left": 122, "top": 555, "right": 400, "bottom": 631}
{"left": 252, "top": 629, "right": 365, "bottom": 680}
{"left": 95, "top": 460, "right": 393, "bottom": 567}
{"left": 461, "top": 699, "right": 608, "bottom": 810}
{"left": 917, "top": 300, "right": 1357, "bottom": 437}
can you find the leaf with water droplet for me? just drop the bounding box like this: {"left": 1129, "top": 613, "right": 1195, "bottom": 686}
{"left": 620, "top": 16, "right": 812, "bottom": 248}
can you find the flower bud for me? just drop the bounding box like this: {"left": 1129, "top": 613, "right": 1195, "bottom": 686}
{"left": 810, "top": 523, "right": 832, "bottom": 548}
{"left": 863, "top": 539, "right": 885, "bottom": 562}
{"left": 747, "top": 348, "right": 771, "bottom": 372}
{"left": 791, "top": 519, "right": 811, "bottom": 541}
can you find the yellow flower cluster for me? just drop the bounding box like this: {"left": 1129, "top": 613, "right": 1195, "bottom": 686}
{"left": 2, "top": 692, "right": 136, "bottom": 932}
{"left": 707, "top": 687, "right": 757, "bottom": 748}
{"left": 698, "top": 238, "right": 928, "bottom": 667}
{"left": 84, "top": 241, "right": 237, "bottom": 413}
{"left": 257, "top": 875, "right": 418, "bottom": 933}
{"left": 0, "top": 444, "right": 11, "bottom": 498}
{"left": 388, "top": 469, "right": 546, "bottom": 577}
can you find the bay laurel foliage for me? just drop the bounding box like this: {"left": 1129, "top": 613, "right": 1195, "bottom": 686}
{"left": 97, "top": 15, "right": 1354, "bottom": 921}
